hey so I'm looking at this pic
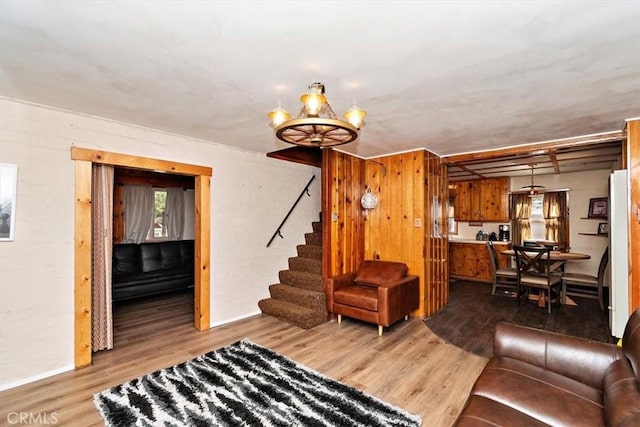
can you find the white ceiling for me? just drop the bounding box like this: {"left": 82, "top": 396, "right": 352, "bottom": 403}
{"left": 1, "top": 1, "right": 639, "bottom": 159}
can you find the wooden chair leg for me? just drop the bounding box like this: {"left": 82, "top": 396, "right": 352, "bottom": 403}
{"left": 378, "top": 325, "right": 383, "bottom": 336}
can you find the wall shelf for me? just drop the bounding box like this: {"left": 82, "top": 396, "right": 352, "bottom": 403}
{"left": 578, "top": 232, "right": 608, "bottom": 236}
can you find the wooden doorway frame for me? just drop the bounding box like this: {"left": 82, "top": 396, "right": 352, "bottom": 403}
{"left": 71, "top": 147, "right": 212, "bottom": 368}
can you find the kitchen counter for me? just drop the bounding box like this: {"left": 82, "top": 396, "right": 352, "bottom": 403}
{"left": 449, "top": 240, "right": 511, "bottom": 282}
{"left": 449, "top": 239, "right": 511, "bottom": 245}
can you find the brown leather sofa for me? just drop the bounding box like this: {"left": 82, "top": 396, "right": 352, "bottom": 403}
{"left": 454, "top": 307, "right": 640, "bottom": 426}
{"left": 326, "top": 260, "right": 419, "bottom": 336}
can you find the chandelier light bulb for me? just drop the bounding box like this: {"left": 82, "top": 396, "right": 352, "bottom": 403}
{"left": 267, "top": 105, "right": 291, "bottom": 127}
{"left": 344, "top": 104, "right": 367, "bottom": 129}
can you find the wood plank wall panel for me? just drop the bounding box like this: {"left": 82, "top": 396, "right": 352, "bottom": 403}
{"left": 628, "top": 119, "right": 639, "bottom": 312}
{"left": 322, "top": 149, "right": 366, "bottom": 279}
{"left": 364, "top": 151, "right": 428, "bottom": 316}
{"left": 74, "top": 160, "right": 92, "bottom": 368}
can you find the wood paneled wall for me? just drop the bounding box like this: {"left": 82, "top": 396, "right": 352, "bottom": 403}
{"left": 322, "top": 149, "right": 366, "bottom": 279}
{"left": 628, "top": 119, "right": 640, "bottom": 312}
{"left": 323, "top": 149, "right": 449, "bottom": 318}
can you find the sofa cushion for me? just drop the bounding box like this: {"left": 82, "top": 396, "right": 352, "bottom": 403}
{"left": 113, "top": 244, "right": 141, "bottom": 274}
{"left": 470, "top": 357, "right": 605, "bottom": 426}
{"left": 603, "top": 359, "right": 640, "bottom": 426}
{"left": 334, "top": 285, "right": 378, "bottom": 311}
{"left": 354, "top": 260, "right": 408, "bottom": 286}
{"left": 455, "top": 396, "right": 548, "bottom": 427}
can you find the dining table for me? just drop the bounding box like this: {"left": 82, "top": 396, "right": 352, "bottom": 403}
{"left": 501, "top": 249, "right": 591, "bottom": 307}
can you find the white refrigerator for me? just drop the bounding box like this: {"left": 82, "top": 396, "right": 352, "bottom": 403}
{"left": 609, "top": 169, "right": 629, "bottom": 338}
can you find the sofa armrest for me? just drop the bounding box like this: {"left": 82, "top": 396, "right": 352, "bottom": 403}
{"left": 325, "top": 272, "right": 357, "bottom": 313}
{"left": 377, "top": 275, "right": 419, "bottom": 326}
{"left": 494, "top": 321, "right": 624, "bottom": 389}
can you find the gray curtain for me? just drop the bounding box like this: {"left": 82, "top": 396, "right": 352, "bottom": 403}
{"left": 510, "top": 193, "right": 532, "bottom": 246}
{"left": 124, "top": 185, "right": 154, "bottom": 243}
{"left": 165, "top": 187, "right": 184, "bottom": 240}
{"left": 91, "top": 164, "right": 114, "bottom": 351}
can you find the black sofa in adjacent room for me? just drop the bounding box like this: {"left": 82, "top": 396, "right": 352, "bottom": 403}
{"left": 112, "top": 240, "right": 194, "bottom": 302}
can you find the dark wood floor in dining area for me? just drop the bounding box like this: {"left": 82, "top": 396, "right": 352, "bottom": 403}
{"left": 424, "top": 280, "right": 613, "bottom": 359}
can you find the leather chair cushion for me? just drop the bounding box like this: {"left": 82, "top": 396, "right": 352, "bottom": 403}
{"left": 334, "top": 285, "right": 378, "bottom": 311}
{"left": 354, "top": 260, "right": 408, "bottom": 286}
{"left": 471, "top": 357, "right": 605, "bottom": 426}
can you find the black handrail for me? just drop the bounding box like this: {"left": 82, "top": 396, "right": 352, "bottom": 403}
{"left": 267, "top": 175, "right": 316, "bottom": 247}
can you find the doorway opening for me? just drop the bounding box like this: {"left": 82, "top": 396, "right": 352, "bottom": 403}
{"left": 72, "top": 147, "right": 212, "bottom": 368}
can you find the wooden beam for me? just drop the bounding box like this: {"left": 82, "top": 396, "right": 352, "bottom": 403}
{"left": 266, "top": 146, "right": 322, "bottom": 168}
{"left": 194, "top": 175, "right": 211, "bottom": 330}
{"left": 455, "top": 163, "right": 488, "bottom": 179}
{"left": 71, "top": 147, "right": 212, "bottom": 177}
{"left": 441, "top": 131, "right": 625, "bottom": 164}
{"left": 548, "top": 149, "right": 560, "bottom": 174}
{"left": 627, "top": 120, "right": 639, "bottom": 312}
{"left": 74, "top": 160, "right": 92, "bottom": 368}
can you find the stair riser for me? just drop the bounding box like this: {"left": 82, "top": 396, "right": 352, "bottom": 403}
{"left": 312, "top": 221, "right": 322, "bottom": 233}
{"left": 305, "top": 232, "right": 322, "bottom": 246}
{"left": 288, "top": 257, "right": 322, "bottom": 275}
{"left": 279, "top": 271, "right": 323, "bottom": 292}
{"left": 297, "top": 244, "right": 322, "bottom": 260}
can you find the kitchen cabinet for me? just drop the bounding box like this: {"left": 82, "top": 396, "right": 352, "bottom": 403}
{"left": 449, "top": 240, "right": 511, "bottom": 283}
{"left": 451, "top": 177, "right": 509, "bottom": 222}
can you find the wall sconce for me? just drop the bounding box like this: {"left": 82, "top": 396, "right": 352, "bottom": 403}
{"left": 361, "top": 188, "right": 378, "bottom": 210}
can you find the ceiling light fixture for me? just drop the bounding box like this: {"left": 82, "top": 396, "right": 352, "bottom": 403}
{"left": 268, "top": 82, "right": 366, "bottom": 148}
{"left": 522, "top": 164, "right": 545, "bottom": 196}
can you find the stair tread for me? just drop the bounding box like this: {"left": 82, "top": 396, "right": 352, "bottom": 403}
{"left": 258, "top": 298, "right": 326, "bottom": 329}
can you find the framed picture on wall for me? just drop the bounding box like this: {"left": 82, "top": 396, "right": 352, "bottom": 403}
{"left": 0, "top": 163, "right": 18, "bottom": 241}
{"left": 598, "top": 222, "right": 609, "bottom": 234}
{"left": 588, "top": 197, "right": 608, "bottom": 219}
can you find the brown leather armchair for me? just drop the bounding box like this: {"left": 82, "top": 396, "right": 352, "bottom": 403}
{"left": 326, "top": 260, "right": 419, "bottom": 336}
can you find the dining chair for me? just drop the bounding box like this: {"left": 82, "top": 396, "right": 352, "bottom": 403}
{"left": 513, "top": 245, "right": 563, "bottom": 313}
{"left": 487, "top": 241, "right": 517, "bottom": 295}
{"left": 561, "top": 247, "right": 609, "bottom": 310}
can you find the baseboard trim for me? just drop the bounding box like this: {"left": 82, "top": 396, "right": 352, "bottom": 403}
{"left": 0, "top": 364, "right": 75, "bottom": 391}
{"left": 210, "top": 310, "right": 261, "bottom": 328}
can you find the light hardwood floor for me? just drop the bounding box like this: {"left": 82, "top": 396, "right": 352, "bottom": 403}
{"left": 0, "top": 291, "right": 487, "bottom": 426}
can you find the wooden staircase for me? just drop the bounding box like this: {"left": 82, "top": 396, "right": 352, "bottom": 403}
{"left": 258, "top": 218, "right": 327, "bottom": 329}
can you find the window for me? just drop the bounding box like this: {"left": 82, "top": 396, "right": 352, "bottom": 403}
{"left": 148, "top": 188, "right": 168, "bottom": 240}
{"left": 529, "top": 194, "right": 545, "bottom": 240}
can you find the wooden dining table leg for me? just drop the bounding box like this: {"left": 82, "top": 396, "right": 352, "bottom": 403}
{"left": 538, "top": 290, "right": 546, "bottom": 308}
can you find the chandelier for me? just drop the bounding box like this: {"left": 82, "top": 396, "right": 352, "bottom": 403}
{"left": 522, "top": 164, "right": 545, "bottom": 196}
{"left": 267, "top": 82, "right": 366, "bottom": 147}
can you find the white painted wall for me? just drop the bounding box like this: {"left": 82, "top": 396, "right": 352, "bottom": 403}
{"left": 0, "top": 98, "right": 321, "bottom": 389}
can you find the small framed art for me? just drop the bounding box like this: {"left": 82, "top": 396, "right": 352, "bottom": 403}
{"left": 597, "top": 222, "right": 609, "bottom": 235}
{"left": 588, "top": 197, "right": 608, "bottom": 219}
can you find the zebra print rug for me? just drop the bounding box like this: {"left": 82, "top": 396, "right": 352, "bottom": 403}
{"left": 94, "top": 339, "right": 421, "bottom": 426}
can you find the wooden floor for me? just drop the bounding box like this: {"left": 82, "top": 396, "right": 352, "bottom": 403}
{"left": 0, "top": 291, "right": 487, "bottom": 426}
